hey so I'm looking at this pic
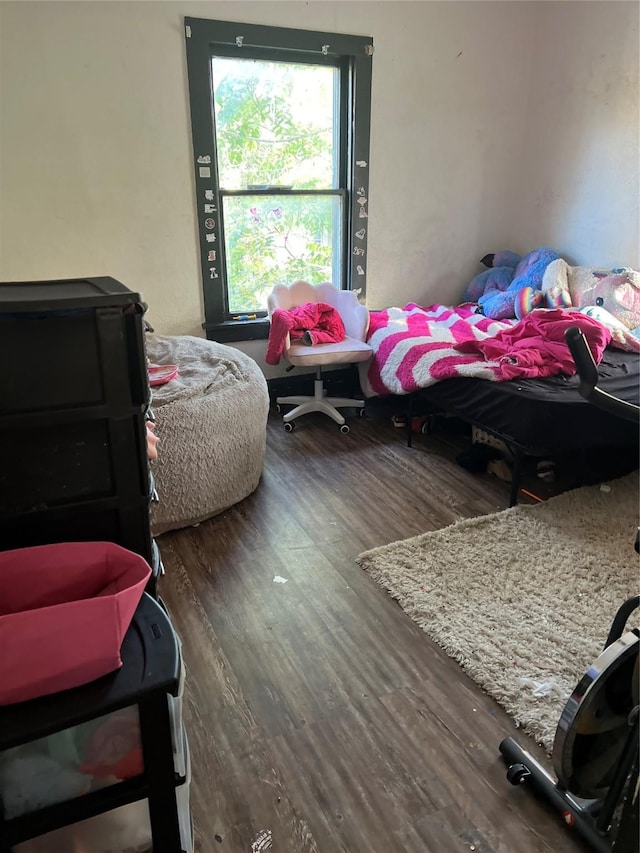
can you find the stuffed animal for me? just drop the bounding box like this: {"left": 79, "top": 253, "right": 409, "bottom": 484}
{"left": 514, "top": 281, "right": 573, "bottom": 320}
{"left": 542, "top": 260, "right": 640, "bottom": 329}
{"left": 578, "top": 270, "right": 640, "bottom": 330}
{"left": 543, "top": 258, "right": 606, "bottom": 302}
{"left": 462, "top": 251, "right": 520, "bottom": 306}
{"left": 463, "top": 248, "right": 560, "bottom": 320}
{"left": 579, "top": 305, "right": 640, "bottom": 353}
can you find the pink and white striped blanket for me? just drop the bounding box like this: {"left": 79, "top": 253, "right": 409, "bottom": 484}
{"left": 362, "top": 303, "right": 513, "bottom": 396}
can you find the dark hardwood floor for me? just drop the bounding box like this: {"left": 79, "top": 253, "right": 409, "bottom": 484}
{"left": 157, "top": 402, "right": 588, "bottom": 853}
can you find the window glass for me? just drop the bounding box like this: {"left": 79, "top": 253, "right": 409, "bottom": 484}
{"left": 223, "top": 193, "right": 343, "bottom": 313}
{"left": 212, "top": 58, "right": 338, "bottom": 191}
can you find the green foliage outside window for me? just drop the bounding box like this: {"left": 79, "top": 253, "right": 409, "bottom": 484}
{"left": 212, "top": 58, "right": 341, "bottom": 313}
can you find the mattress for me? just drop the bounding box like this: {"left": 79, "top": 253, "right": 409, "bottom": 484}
{"left": 420, "top": 348, "right": 640, "bottom": 452}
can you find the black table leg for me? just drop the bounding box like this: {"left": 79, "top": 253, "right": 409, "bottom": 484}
{"left": 509, "top": 449, "right": 523, "bottom": 507}
{"left": 139, "top": 695, "right": 182, "bottom": 852}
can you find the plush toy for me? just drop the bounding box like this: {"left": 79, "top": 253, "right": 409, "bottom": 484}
{"left": 462, "top": 251, "right": 520, "bottom": 305}
{"left": 579, "top": 305, "right": 640, "bottom": 353}
{"left": 480, "top": 250, "right": 522, "bottom": 270}
{"left": 514, "top": 281, "right": 573, "bottom": 320}
{"left": 463, "top": 248, "right": 560, "bottom": 320}
{"left": 542, "top": 260, "right": 640, "bottom": 329}
{"left": 542, "top": 258, "right": 609, "bottom": 304}
{"left": 535, "top": 259, "right": 640, "bottom": 351}
{"left": 578, "top": 270, "right": 640, "bottom": 330}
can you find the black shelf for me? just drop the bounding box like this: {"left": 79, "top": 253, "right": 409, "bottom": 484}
{"left": 0, "top": 276, "right": 156, "bottom": 583}
{"left": 0, "top": 593, "right": 180, "bottom": 751}
{"left": 0, "top": 497, "right": 154, "bottom": 566}
{"left": 0, "top": 277, "right": 149, "bottom": 422}
{"left": 0, "top": 277, "right": 187, "bottom": 850}
{"left": 0, "top": 595, "right": 184, "bottom": 850}
{"left": 0, "top": 276, "right": 143, "bottom": 312}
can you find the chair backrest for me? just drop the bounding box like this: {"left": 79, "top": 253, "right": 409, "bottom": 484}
{"left": 267, "top": 281, "right": 369, "bottom": 341}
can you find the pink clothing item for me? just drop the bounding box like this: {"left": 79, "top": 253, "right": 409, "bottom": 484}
{"left": 80, "top": 708, "right": 143, "bottom": 780}
{"left": 454, "top": 308, "right": 611, "bottom": 380}
{"left": 266, "top": 302, "right": 346, "bottom": 365}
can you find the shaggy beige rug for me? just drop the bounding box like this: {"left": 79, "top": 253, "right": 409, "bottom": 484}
{"left": 357, "top": 472, "right": 640, "bottom": 750}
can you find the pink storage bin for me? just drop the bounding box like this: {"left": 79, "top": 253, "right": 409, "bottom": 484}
{"left": 0, "top": 542, "right": 151, "bottom": 706}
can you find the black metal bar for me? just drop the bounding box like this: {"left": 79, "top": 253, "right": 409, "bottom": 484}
{"left": 605, "top": 596, "right": 640, "bottom": 649}
{"left": 612, "top": 738, "right": 640, "bottom": 852}
{"left": 577, "top": 445, "right": 587, "bottom": 487}
{"left": 139, "top": 695, "right": 182, "bottom": 852}
{"left": 566, "top": 326, "right": 600, "bottom": 390}
{"left": 566, "top": 326, "right": 640, "bottom": 424}
{"left": 3, "top": 777, "right": 149, "bottom": 845}
{"left": 499, "top": 738, "right": 611, "bottom": 853}
{"left": 509, "top": 449, "right": 523, "bottom": 507}
{"left": 406, "top": 392, "right": 414, "bottom": 449}
{"left": 596, "top": 717, "right": 638, "bottom": 835}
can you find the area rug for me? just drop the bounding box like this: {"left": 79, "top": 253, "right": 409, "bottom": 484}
{"left": 356, "top": 472, "right": 639, "bottom": 750}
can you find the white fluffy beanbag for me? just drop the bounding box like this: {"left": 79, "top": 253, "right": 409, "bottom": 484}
{"left": 146, "top": 334, "right": 269, "bottom": 535}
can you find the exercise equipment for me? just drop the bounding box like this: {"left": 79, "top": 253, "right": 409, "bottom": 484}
{"left": 499, "top": 326, "right": 639, "bottom": 853}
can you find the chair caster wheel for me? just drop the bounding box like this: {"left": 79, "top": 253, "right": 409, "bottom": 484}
{"left": 340, "top": 424, "right": 350, "bottom": 434}
{"left": 284, "top": 421, "right": 295, "bottom": 432}
{"left": 506, "top": 763, "right": 531, "bottom": 785}
{"left": 358, "top": 407, "right": 366, "bottom": 417}
{"left": 276, "top": 404, "right": 282, "bottom": 413}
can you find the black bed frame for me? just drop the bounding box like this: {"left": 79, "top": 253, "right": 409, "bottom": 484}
{"left": 394, "top": 344, "right": 640, "bottom": 507}
{"left": 403, "top": 391, "right": 588, "bottom": 507}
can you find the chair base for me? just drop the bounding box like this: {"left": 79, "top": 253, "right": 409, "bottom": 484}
{"left": 277, "top": 378, "right": 365, "bottom": 427}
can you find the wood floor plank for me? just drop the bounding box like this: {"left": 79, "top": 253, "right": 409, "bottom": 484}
{"left": 157, "top": 406, "right": 589, "bottom": 853}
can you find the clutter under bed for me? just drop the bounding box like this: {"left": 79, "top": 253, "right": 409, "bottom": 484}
{"left": 360, "top": 276, "right": 639, "bottom": 505}
{"left": 416, "top": 347, "right": 640, "bottom": 504}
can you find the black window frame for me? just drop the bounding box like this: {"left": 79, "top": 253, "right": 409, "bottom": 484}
{"left": 184, "top": 17, "right": 373, "bottom": 342}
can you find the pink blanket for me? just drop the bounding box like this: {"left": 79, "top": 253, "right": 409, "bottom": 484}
{"left": 364, "top": 304, "right": 511, "bottom": 395}
{"left": 364, "top": 304, "right": 612, "bottom": 396}
{"left": 456, "top": 308, "right": 611, "bottom": 380}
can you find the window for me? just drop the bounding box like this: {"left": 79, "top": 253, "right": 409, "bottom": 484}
{"left": 184, "top": 18, "right": 373, "bottom": 341}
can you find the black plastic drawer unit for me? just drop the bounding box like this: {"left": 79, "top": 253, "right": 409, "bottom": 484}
{"left": 0, "top": 277, "right": 149, "bottom": 416}
{"left": 0, "top": 276, "right": 155, "bottom": 581}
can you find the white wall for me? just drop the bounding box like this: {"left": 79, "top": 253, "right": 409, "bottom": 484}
{"left": 511, "top": 1, "right": 639, "bottom": 268}
{"left": 0, "top": 0, "right": 534, "bottom": 344}
{"left": 1, "top": 0, "right": 636, "bottom": 364}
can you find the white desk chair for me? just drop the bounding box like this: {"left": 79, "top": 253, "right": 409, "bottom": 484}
{"left": 267, "top": 281, "right": 372, "bottom": 433}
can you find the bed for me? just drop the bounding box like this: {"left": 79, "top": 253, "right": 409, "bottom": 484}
{"left": 360, "top": 303, "right": 640, "bottom": 505}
